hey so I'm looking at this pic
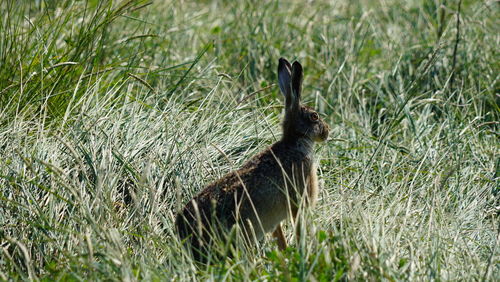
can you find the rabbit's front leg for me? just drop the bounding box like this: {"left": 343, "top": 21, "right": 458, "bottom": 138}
{"left": 291, "top": 206, "right": 303, "bottom": 246}
{"left": 272, "top": 223, "right": 287, "bottom": 250}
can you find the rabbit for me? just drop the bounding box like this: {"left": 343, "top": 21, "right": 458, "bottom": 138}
{"left": 175, "top": 58, "right": 330, "bottom": 262}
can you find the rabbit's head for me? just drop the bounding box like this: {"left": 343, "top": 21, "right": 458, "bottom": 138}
{"left": 278, "top": 58, "right": 330, "bottom": 143}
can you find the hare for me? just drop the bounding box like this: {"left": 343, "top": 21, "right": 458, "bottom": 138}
{"left": 175, "top": 58, "right": 330, "bottom": 261}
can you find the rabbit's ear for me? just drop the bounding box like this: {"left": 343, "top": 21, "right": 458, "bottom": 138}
{"left": 278, "top": 58, "right": 294, "bottom": 109}
{"left": 291, "top": 61, "right": 303, "bottom": 104}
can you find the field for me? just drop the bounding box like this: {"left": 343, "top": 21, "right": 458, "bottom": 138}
{"left": 0, "top": 0, "right": 498, "bottom": 280}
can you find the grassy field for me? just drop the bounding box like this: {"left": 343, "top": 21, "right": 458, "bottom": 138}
{"left": 1, "top": 0, "right": 498, "bottom": 280}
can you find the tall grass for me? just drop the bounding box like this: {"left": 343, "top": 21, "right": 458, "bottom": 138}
{"left": 1, "top": 0, "right": 498, "bottom": 280}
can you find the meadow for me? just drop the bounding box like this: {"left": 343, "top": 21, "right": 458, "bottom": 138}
{"left": 0, "top": 0, "right": 498, "bottom": 280}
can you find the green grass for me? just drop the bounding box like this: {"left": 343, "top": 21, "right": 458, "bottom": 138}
{"left": 1, "top": 0, "right": 498, "bottom": 280}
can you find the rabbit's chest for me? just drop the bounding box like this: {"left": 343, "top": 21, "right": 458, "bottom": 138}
{"left": 307, "top": 163, "right": 319, "bottom": 206}
{"left": 294, "top": 156, "right": 317, "bottom": 194}
{"left": 291, "top": 158, "right": 319, "bottom": 205}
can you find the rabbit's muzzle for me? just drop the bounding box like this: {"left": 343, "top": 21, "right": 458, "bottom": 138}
{"left": 316, "top": 121, "right": 330, "bottom": 142}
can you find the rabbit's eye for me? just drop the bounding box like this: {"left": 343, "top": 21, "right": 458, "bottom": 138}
{"left": 310, "top": 112, "right": 319, "bottom": 121}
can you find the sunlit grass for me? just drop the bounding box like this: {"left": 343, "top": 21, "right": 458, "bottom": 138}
{"left": 0, "top": 0, "right": 498, "bottom": 280}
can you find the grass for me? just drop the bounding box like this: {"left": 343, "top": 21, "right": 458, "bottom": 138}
{"left": 0, "top": 0, "right": 498, "bottom": 280}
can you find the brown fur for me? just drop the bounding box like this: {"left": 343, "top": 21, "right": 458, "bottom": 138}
{"left": 175, "top": 58, "right": 329, "bottom": 261}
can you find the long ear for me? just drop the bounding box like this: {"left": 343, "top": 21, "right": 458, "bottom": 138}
{"left": 291, "top": 61, "right": 303, "bottom": 105}
{"left": 278, "top": 58, "right": 293, "bottom": 109}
